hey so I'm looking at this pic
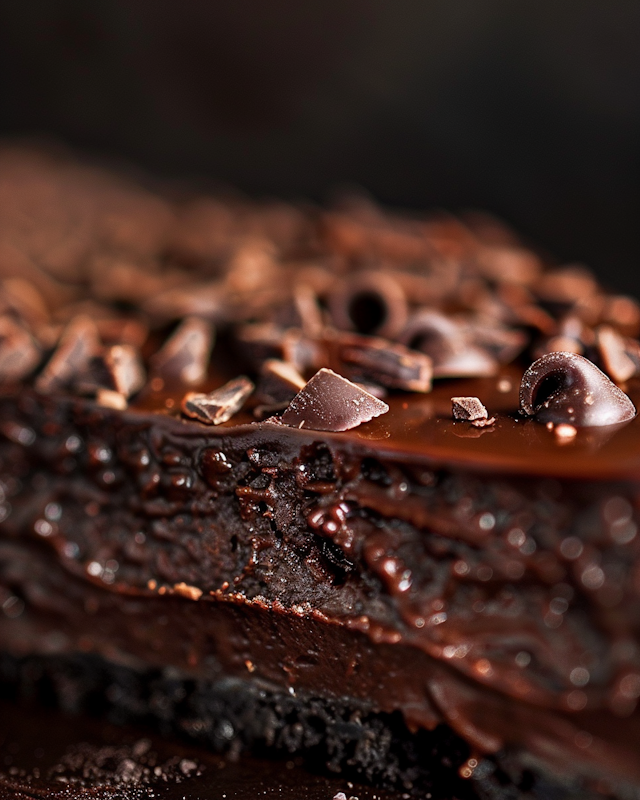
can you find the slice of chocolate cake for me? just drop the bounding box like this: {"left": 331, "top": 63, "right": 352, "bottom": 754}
{"left": 2, "top": 146, "right": 640, "bottom": 800}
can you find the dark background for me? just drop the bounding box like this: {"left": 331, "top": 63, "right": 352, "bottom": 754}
{"left": 1, "top": 1, "right": 639, "bottom": 292}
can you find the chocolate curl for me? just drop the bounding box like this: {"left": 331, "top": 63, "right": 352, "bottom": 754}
{"left": 35, "top": 315, "right": 100, "bottom": 393}
{"left": 520, "top": 352, "right": 636, "bottom": 427}
{"left": 328, "top": 270, "right": 408, "bottom": 339}
{"left": 150, "top": 317, "right": 214, "bottom": 387}
{"left": 281, "top": 368, "right": 389, "bottom": 432}
{"left": 399, "top": 311, "right": 497, "bottom": 379}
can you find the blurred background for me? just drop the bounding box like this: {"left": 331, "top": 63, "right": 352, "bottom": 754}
{"left": 1, "top": 0, "right": 639, "bottom": 292}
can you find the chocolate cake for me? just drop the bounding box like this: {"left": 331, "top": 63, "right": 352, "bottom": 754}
{"left": 2, "top": 146, "right": 640, "bottom": 799}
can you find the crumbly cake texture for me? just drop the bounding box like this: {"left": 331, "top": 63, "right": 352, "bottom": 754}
{"left": 1, "top": 146, "right": 640, "bottom": 799}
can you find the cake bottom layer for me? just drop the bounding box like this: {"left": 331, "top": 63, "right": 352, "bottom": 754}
{"left": 0, "top": 651, "right": 603, "bottom": 800}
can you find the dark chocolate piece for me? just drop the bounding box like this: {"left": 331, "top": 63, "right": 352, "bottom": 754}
{"left": 451, "top": 395, "right": 496, "bottom": 428}
{"left": 35, "top": 315, "right": 100, "bottom": 393}
{"left": 596, "top": 325, "right": 637, "bottom": 383}
{"left": 150, "top": 316, "right": 214, "bottom": 387}
{"left": 328, "top": 332, "right": 432, "bottom": 392}
{"left": 258, "top": 358, "right": 306, "bottom": 404}
{"left": 399, "top": 311, "right": 497, "bottom": 378}
{"left": 104, "top": 344, "right": 146, "bottom": 398}
{"left": 520, "top": 351, "right": 636, "bottom": 427}
{"left": 181, "top": 376, "right": 254, "bottom": 425}
{"left": 328, "top": 270, "right": 408, "bottom": 338}
{"left": 280, "top": 367, "right": 389, "bottom": 431}
{"left": 0, "top": 316, "right": 40, "bottom": 382}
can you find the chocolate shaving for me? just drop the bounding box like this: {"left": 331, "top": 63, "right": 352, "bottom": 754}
{"left": 596, "top": 325, "right": 636, "bottom": 384}
{"left": 35, "top": 315, "right": 100, "bottom": 393}
{"left": 150, "top": 317, "right": 213, "bottom": 387}
{"left": 327, "top": 332, "right": 432, "bottom": 393}
{"left": 281, "top": 368, "right": 389, "bottom": 431}
{"left": 181, "top": 376, "right": 254, "bottom": 425}
{"left": 451, "top": 396, "right": 495, "bottom": 428}
{"left": 0, "top": 316, "right": 41, "bottom": 383}
{"left": 104, "top": 344, "right": 146, "bottom": 398}
{"left": 258, "top": 359, "right": 306, "bottom": 404}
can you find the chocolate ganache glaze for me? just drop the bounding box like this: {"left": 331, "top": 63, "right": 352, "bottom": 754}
{"left": 2, "top": 146, "right": 640, "bottom": 798}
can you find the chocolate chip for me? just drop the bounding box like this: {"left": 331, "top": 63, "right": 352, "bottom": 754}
{"left": 258, "top": 359, "right": 306, "bottom": 404}
{"left": 596, "top": 325, "right": 636, "bottom": 384}
{"left": 181, "top": 376, "right": 254, "bottom": 425}
{"left": 35, "top": 315, "right": 100, "bottom": 393}
{"left": 281, "top": 368, "right": 389, "bottom": 431}
{"left": 399, "top": 311, "right": 497, "bottom": 378}
{"left": 520, "top": 352, "right": 636, "bottom": 427}
{"left": 327, "top": 331, "right": 432, "bottom": 392}
{"left": 150, "top": 317, "right": 214, "bottom": 386}
{"left": 0, "top": 316, "right": 41, "bottom": 383}
{"left": 104, "top": 345, "right": 146, "bottom": 398}
{"left": 328, "top": 270, "right": 408, "bottom": 338}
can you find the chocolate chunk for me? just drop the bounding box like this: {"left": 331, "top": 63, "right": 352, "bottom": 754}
{"left": 328, "top": 332, "right": 432, "bottom": 392}
{"left": 259, "top": 359, "right": 306, "bottom": 404}
{"left": 329, "top": 270, "right": 408, "bottom": 338}
{"left": 150, "top": 317, "right": 214, "bottom": 387}
{"left": 35, "top": 315, "right": 100, "bottom": 393}
{"left": 281, "top": 368, "right": 389, "bottom": 431}
{"left": 596, "top": 325, "right": 636, "bottom": 384}
{"left": 451, "top": 396, "right": 488, "bottom": 421}
{"left": 398, "top": 311, "right": 496, "bottom": 379}
{"left": 520, "top": 352, "right": 636, "bottom": 427}
{"left": 451, "top": 396, "right": 495, "bottom": 428}
{"left": 104, "top": 344, "right": 146, "bottom": 398}
{"left": 0, "top": 316, "right": 41, "bottom": 383}
{"left": 181, "top": 376, "right": 254, "bottom": 425}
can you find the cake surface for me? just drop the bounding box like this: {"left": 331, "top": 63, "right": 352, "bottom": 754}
{"left": 1, "top": 146, "right": 640, "bottom": 799}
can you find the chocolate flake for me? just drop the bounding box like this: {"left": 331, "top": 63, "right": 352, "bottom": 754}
{"left": 596, "top": 325, "right": 636, "bottom": 384}
{"left": 280, "top": 368, "right": 389, "bottom": 431}
{"left": 520, "top": 351, "right": 636, "bottom": 427}
{"left": 259, "top": 359, "right": 306, "bottom": 404}
{"left": 151, "top": 317, "right": 213, "bottom": 387}
{"left": 35, "top": 315, "right": 100, "bottom": 393}
{"left": 104, "top": 344, "right": 146, "bottom": 398}
{"left": 181, "top": 376, "right": 254, "bottom": 425}
{"left": 451, "top": 396, "right": 495, "bottom": 428}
